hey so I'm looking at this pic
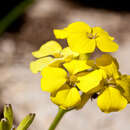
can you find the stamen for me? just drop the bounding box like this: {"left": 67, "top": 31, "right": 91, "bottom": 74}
{"left": 87, "top": 29, "right": 98, "bottom": 39}
{"left": 66, "top": 74, "right": 79, "bottom": 87}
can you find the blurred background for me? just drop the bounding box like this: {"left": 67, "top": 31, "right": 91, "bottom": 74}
{"left": 0, "top": 0, "right": 130, "bottom": 129}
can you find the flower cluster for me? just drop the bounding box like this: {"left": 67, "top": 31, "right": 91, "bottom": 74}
{"left": 30, "top": 21, "right": 130, "bottom": 113}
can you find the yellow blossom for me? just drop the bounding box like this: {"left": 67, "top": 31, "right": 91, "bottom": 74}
{"left": 40, "top": 60, "right": 94, "bottom": 109}
{"left": 85, "top": 54, "right": 129, "bottom": 113}
{"left": 77, "top": 54, "right": 128, "bottom": 113}
{"left": 30, "top": 40, "right": 79, "bottom": 74}
{"left": 54, "top": 21, "right": 118, "bottom": 53}
{"left": 41, "top": 59, "right": 91, "bottom": 93}
{"left": 40, "top": 59, "right": 107, "bottom": 109}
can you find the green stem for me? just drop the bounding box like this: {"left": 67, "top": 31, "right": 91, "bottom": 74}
{"left": 48, "top": 108, "right": 67, "bottom": 130}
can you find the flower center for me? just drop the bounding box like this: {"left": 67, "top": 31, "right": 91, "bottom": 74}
{"left": 54, "top": 52, "right": 63, "bottom": 58}
{"left": 104, "top": 77, "right": 116, "bottom": 87}
{"left": 67, "top": 75, "right": 79, "bottom": 87}
{"left": 87, "top": 32, "right": 97, "bottom": 39}
{"left": 70, "top": 75, "right": 77, "bottom": 83}
{"left": 87, "top": 29, "right": 98, "bottom": 39}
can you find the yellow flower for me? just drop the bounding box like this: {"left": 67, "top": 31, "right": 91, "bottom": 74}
{"left": 41, "top": 59, "right": 91, "bottom": 93}
{"left": 41, "top": 59, "right": 106, "bottom": 109}
{"left": 78, "top": 54, "right": 128, "bottom": 113}
{"left": 30, "top": 40, "right": 79, "bottom": 73}
{"left": 78, "top": 76, "right": 128, "bottom": 113}
{"left": 97, "top": 86, "right": 128, "bottom": 113}
{"left": 54, "top": 21, "right": 118, "bottom": 53}
{"left": 75, "top": 54, "right": 120, "bottom": 96}
{"left": 95, "top": 55, "right": 129, "bottom": 113}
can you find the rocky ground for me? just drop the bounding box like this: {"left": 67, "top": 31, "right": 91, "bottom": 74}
{"left": 0, "top": 0, "right": 130, "bottom": 130}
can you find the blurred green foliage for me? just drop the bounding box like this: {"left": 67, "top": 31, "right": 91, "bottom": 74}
{"left": 0, "top": 0, "right": 34, "bottom": 36}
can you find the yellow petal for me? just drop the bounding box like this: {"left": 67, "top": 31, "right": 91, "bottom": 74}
{"left": 49, "top": 58, "right": 64, "bottom": 67}
{"left": 62, "top": 47, "right": 79, "bottom": 59}
{"left": 116, "top": 75, "right": 130, "bottom": 103}
{"left": 53, "top": 29, "right": 68, "bottom": 39}
{"left": 97, "top": 86, "right": 128, "bottom": 113}
{"left": 54, "top": 22, "right": 91, "bottom": 39}
{"left": 96, "top": 36, "right": 118, "bottom": 52}
{"left": 96, "top": 54, "right": 113, "bottom": 66}
{"left": 67, "top": 33, "right": 96, "bottom": 53}
{"left": 96, "top": 54, "right": 119, "bottom": 79}
{"left": 66, "top": 21, "right": 91, "bottom": 33}
{"left": 77, "top": 69, "right": 106, "bottom": 94}
{"left": 87, "top": 60, "right": 96, "bottom": 68}
{"left": 93, "top": 27, "right": 114, "bottom": 40}
{"left": 51, "top": 86, "right": 81, "bottom": 110}
{"left": 96, "top": 54, "right": 119, "bottom": 70}
{"left": 32, "top": 41, "right": 62, "bottom": 58}
{"left": 30, "top": 57, "right": 54, "bottom": 74}
{"left": 41, "top": 67, "right": 67, "bottom": 93}
{"left": 63, "top": 59, "right": 91, "bottom": 75}
{"left": 50, "top": 85, "right": 70, "bottom": 107}
{"left": 63, "top": 87, "right": 81, "bottom": 109}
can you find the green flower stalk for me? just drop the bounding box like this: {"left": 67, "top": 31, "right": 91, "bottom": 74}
{"left": 48, "top": 108, "right": 67, "bottom": 130}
